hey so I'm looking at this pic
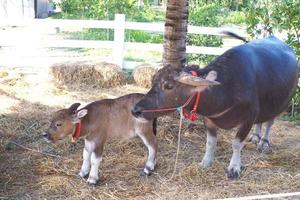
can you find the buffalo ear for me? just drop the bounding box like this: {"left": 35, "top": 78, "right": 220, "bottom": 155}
{"left": 68, "top": 103, "right": 81, "bottom": 114}
{"left": 175, "top": 70, "right": 220, "bottom": 87}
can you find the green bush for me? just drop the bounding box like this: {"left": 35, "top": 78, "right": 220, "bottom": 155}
{"left": 59, "top": 0, "right": 165, "bottom": 21}
{"left": 187, "top": 34, "right": 223, "bottom": 65}
{"left": 125, "top": 31, "right": 163, "bottom": 43}
{"left": 245, "top": 0, "right": 300, "bottom": 122}
{"left": 188, "top": 3, "right": 223, "bottom": 65}
{"left": 222, "top": 11, "right": 246, "bottom": 25}
{"left": 61, "top": 28, "right": 112, "bottom": 40}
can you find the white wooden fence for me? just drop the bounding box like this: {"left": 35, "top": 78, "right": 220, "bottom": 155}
{"left": 0, "top": 14, "right": 246, "bottom": 68}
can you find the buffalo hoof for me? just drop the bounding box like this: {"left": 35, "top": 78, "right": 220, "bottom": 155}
{"left": 257, "top": 138, "right": 271, "bottom": 153}
{"left": 248, "top": 134, "right": 260, "bottom": 145}
{"left": 87, "top": 177, "right": 98, "bottom": 186}
{"left": 226, "top": 166, "right": 241, "bottom": 180}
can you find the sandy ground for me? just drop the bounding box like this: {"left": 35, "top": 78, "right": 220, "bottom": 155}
{"left": 0, "top": 67, "right": 299, "bottom": 200}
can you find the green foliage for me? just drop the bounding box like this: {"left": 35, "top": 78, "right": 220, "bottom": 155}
{"left": 59, "top": 0, "right": 135, "bottom": 19}
{"left": 245, "top": 0, "right": 300, "bottom": 122}
{"left": 56, "top": 0, "right": 251, "bottom": 64}
{"left": 189, "top": 0, "right": 253, "bottom": 11}
{"left": 292, "top": 87, "right": 300, "bottom": 121}
{"left": 187, "top": 34, "right": 222, "bottom": 65}
{"left": 130, "top": 8, "right": 165, "bottom": 22}
{"left": 188, "top": 3, "right": 223, "bottom": 64}
{"left": 222, "top": 11, "right": 246, "bottom": 25}
{"left": 59, "top": 0, "right": 164, "bottom": 21}
{"left": 274, "top": 0, "right": 300, "bottom": 57}
{"left": 61, "top": 29, "right": 112, "bottom": 41}
{"left": 125, "top": 31, "right": 163, "bottom": 43}
{"left": 246, "top": 0, "right": 300, "bottom": 54}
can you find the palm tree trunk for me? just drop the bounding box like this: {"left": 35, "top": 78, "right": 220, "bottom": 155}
{"left": 163, "top": 0, "right": 189, "bottom": 69}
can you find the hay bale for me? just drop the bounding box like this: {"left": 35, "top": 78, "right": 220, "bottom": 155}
{"left": 0, "top": 70, "right": 9, "bottom": 78}
{"left": 133, "top": 63, "right": 162, "bottom": 88}
{"left": 50, "top": 61, "right": 126, "bottom": 88}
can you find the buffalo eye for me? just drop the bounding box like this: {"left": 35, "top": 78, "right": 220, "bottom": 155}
{"left": 163, "top": 82, "right": 174, "bottom": 90}
{"left": 56, "top": 122, "right": 62, "bottom": 127}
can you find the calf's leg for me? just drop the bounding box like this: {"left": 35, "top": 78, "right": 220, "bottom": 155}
{"left": 137, "top": 127, "right": 157, "bottom": 176}
{"left": 200, "top": 118, "right": 218, "bottom": 168}
{"left": 87, "top": 150, "right": 103, "bottom": 185}
{"left": 78, "top": 145, "right": 91, "bottom": 178}
{"left": 82, "top": 139, "right": 104, "bottom": 185}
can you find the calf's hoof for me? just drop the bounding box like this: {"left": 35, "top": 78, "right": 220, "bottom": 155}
{"left": 78, "top": 171, "right": 89, "bottom": 179}
{"left": 87, "top": 177, "right": 98, "bottom": 186}
{"left": 257, "top": 139, "right": 271, "bottom": 153}
{"left": 139, "top": 167, "right": 153, "bottom": 177}
{"left": 200, "top": 159, "right": 213, "bottom": 168}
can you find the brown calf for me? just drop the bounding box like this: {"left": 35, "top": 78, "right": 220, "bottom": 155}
{"left": 43, "top": 93, "right": 157, "bottom": 185}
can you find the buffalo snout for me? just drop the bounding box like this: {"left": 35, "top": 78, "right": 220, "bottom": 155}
{"left": 132, "top": 105, "right": 142, "bottom": 118}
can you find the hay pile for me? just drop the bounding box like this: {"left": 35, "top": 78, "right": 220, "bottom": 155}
{"left": 50, "top": 61, "right": 127, "bottom": 88}
{"left": 133, "top": 63, "right": 162, "bottom": 88}
{"left": 1, "top": 67, "right": 300, "bottom": 199}
{"left": 0, "top": 69, "right": 9, "bottom": 78}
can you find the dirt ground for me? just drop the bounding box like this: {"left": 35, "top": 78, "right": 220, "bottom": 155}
{"left": 0, "top": 67, "right": 299, "bottom": 200}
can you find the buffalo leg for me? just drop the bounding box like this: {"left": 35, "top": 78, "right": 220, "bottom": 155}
{"left": 200, "top": 118, "right": 218, "bottom": 168}
{"left": 249, "top": 123, "right": 262, "bottom": 144}
{"left": 257, "top": 119, "right": 274, "bottom": 152}
{"left": 226, "top": 121, "right": 253, "bottom": 179}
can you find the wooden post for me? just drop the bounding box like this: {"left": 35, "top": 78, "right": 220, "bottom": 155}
{"left": 113, "top": 14, "right": 125, "bottom": 68}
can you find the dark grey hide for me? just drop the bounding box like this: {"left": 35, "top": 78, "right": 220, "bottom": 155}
{"left": 132, "top": 33, "right": 299, "bottom": 179}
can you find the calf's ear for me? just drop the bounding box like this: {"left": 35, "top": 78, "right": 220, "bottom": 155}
{"left": 77, "top": 109, "right": 88, "bottom": 119}
{"left": 68, "top": 103, "right": 81, "bottom": 114}
{"left": 175, "top": 70, "right": 220, "bottom": 90}
{"left": 72, "top": 109, "right": 88, "bottom": 123}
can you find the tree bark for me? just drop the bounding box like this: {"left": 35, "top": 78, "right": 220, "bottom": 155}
{"left": 163, "top": 0, "right": 189, "bottom": 69}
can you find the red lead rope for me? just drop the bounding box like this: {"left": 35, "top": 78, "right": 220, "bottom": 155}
{"left": 183, "top": 71, "right": 201, "bottom": 121}
{"left": 142, "top": 70, "right": 201, "bottom": 122}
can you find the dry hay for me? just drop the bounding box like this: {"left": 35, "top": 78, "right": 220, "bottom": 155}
{"left": 133, "top": 63, "right": 163, "bottom": 88}
{"left": 50, "top": 61, "right": 127, "bottom": 88}
{"left": 1, "top": 68, "right": 300, "bottom": 200}
{"left": 0, "top": 69, "right": 9, "bottom": 78}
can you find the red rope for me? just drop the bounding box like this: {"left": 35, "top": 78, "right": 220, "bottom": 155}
{"left": 141, "top": 70, "right": 201, "bottom": 122}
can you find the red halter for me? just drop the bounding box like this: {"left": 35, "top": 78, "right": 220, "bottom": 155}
{"left": 141, "top": 70, "right": 201, "bottom": 122}
{"left": 72, "top": 122, "right": 82, "bottom": 142}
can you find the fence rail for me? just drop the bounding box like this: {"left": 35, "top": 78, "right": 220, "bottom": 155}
{"left": 0, "top": 14, "right": 246, "bottom": 68}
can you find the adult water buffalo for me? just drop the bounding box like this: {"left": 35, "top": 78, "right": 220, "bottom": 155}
{"left": 132, "top": 32, "right": 299, "bottom": 179}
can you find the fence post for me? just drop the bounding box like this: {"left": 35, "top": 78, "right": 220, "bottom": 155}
{"left": 113, "top": 14, "right": 125, "bottom": 68}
